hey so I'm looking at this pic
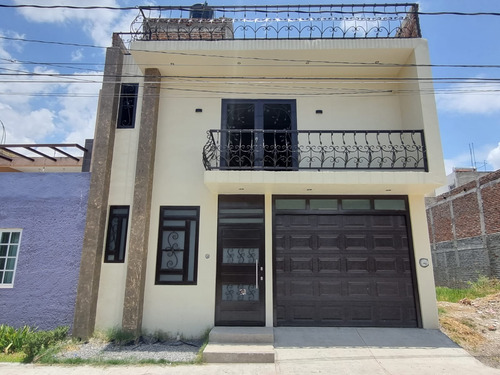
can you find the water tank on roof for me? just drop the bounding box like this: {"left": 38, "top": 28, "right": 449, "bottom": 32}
{"left": 190, "top": 3, "right": 214, "bottom": 19}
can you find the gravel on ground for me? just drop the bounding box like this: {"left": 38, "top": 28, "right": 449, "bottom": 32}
{"left": 56, "top": 338, "right": 203, "bottom": 363}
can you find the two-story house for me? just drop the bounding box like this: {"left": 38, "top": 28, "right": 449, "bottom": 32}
{"left": 73, "top": 3, "right": 446, "bottom": 340}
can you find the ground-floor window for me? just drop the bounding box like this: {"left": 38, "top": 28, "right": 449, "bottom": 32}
{"left": 104, "top": 206, "right": 130, "bottom": 263}
{"left": 0, "top": 230, "right": 22, "bottom": 287}
{"left": 155, "top": 207, "right": 200, "bottom": 285}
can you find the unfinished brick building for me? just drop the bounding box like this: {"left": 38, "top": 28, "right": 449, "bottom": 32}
{"left": 426, "top": 169, "right": 500, "bottom": 287}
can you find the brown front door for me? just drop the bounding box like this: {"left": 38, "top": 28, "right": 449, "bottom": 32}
{"left": 215, "top": 195, "right": 265, "bottom": 326}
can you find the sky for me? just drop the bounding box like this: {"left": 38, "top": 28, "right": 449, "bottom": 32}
{"left": 0, "top": 0, "right": 499, "bottom": 174}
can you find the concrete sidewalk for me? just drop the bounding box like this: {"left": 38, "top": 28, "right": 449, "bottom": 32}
{"left": 1, "top": 328, "right": 499, "bottom": 375}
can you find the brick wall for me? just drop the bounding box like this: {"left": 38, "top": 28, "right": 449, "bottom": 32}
{"left": 426, "top": 169, "right": 500, "bottom": 287}
{"left": 145, "top": 18, "right": 234, "bottom": 41}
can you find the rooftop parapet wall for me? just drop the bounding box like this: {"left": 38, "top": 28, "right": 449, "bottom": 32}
{"left": 124, "top": 3, "right": 421, "bottom": 43}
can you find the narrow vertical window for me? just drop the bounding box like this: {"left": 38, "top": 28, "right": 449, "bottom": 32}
{"left": 0, "top": 230, "right": 22, "bottom": 287}
{"left": 104, "top": 206, "right": 129, "bottom": 263}
{"left": 156, "top": 207, "right": 200, "bottom": 285}
{"left": 117, "top": 83, "right": 139, "bottom": 128}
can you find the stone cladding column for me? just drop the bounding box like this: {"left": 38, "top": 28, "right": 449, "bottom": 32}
{"left": 73, "top": 36, "right": 125, "bottom": 339}
{"left": 121, "top": 68, "right": 161, "bottom": 335}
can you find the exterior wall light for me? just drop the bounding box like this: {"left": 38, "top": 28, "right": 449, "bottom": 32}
{"left": 419, "top": 258, "right": 429, "bottom": 268}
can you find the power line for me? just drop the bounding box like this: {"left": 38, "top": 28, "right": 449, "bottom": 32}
{"left": 3, "top": 36, "right": 500, "bottom": 71}
{"left": 1, "top": 4, "right": 500, "bottom": 17}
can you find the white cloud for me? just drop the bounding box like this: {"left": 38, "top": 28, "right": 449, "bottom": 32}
{"left": 487, "top": 143, "right": 500, "bottom": 170}
{"left": 13, "top": 0, "right": 138, "bottom": 46}
{"left": 0, "top": 102, "right": 56, "bottom": 143}
{"left": 57, "top": 74, "right": 101, "bottom": 143}
{"left": 436, "top": 81, "right": 500, "bottom": 115}
{"left": 0, "top": 30, "right": 25, "bottom": 59}
{"left": 71, "top": 49, "right": 83, "bottom": 61}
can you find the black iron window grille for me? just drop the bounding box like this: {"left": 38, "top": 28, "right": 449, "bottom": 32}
{"left": 156, "top": 207, "right": 200, "bottom": 285}
{"left": 203, "top": 129, "right": 428, "bottom": 171}
{"left": 104, "top": 206, "right": 130, "bottom": 263}
{"left": 117, "top": 83, "right": 139, "bottom": 129}
{"left": 127, "top": 3, "right": 421, "bottom": 42}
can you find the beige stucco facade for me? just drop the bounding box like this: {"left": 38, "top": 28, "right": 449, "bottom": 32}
{"left": 91, "top": 37, "right": 445, "bottom": 337}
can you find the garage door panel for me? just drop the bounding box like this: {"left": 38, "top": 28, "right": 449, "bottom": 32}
{"left": 290, "top": 257, "right": 314, "bottom": 273}
{"left": 290, "top": 235, "right": 313, "bottom": 251}
{"left": 345, "top": 258, "right": 370, "bottom": 272}
{"left": 344, "top": 234, "right": 369, "bottom": 250}
{"left": 373, "top": 235, "right": 398, "bottom": 250}
{"left": 275, "top": 212, "right": 418, "bottom": 327}
{"left": 319, "top": 281, "right": 342, "bottom": 296}
{"left": 374, "top": 258, "right": 398, "bottom": 272}
{"left": 376, "top": 281, "right": 401, "bottom": 297}
{"left": 318, "top": 257, "right": 342, "bottom": 273}
{"left": 317, "top": 215, "right": 342, "bottom": 227}
{"left": 343, "top": 216, "right": 370, "bottom": 228}
{"left": 290, "top": 281, "right": 314, "bottom": 296}
{"left": 320, "top": 306, "right": 344, "bottom": 322}
{"left": 347, "top": 281, "right": 371, "bottom": 296}
{"left": 317, "top": 234, "right": 341, "bottom": 251}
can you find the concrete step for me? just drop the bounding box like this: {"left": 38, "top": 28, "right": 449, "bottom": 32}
{"left": 203, "top": 343, "right": 275, "bottom": 363}
{"left": 208, "top": 326, "right": 274, "bottom": 344}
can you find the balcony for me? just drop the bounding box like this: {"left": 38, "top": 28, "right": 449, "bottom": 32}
{"left": 203, "top": 129, "right": 428, "bottom": 172}
{"left": 127, "top": 3, "right": 421, "bottom": 42}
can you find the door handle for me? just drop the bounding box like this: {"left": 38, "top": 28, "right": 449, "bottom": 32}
{"left": 255, "top": 260, "right": 259, "bottom": 290}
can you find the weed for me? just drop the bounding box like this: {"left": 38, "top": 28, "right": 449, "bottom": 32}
{"left": 104, "top": 327, "right": 136, "bottom": 346}
{"left": 22, "top": 326, "right": 69, "bottom": 361}
{"left": 0, "top": 325, "right": 33, "bottom": 353}
{"left": 437, "top": 307, "right": 447, "bottom": 315}
{"left": 436, "top": 277, "right": 500, "bottom": 303}
{"left": 440, "top": 316, "right": 485, "bottom": 349}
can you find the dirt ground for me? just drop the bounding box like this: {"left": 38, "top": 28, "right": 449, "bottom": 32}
{"left": 438, "top": 292, "right": 500, "bottom": 369}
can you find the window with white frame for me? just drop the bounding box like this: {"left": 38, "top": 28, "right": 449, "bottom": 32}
{"left": 0, "top": 230, "right": 22, "bottom": 287}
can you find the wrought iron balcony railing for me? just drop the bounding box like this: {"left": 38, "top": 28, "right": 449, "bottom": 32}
{"left": 128, "top": 3, "right": 421, "bottom": 42}
{"left": 202, "top": 129, "right": 428, "bottom": 171}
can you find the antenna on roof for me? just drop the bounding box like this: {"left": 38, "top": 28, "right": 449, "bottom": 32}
{"left": 469, "top": 143, "right": 477, "bottom": 170}
{"left": 0, "top": 119, "right": 6, "bottom": 144}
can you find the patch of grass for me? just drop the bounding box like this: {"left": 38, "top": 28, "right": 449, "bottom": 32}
{"left": 459, "top": 318, "right": 477, "bottom": 329}
{"left": 22, "top": 326, "right": 69, "bottom": 362}
{"left": 0, "top": 325, "right": 69, "bottom": 363}
{"left": 436, "top": 276, "right": 500, "bottom": 303}
{"left": 0, "top": 352, "right": 26, "bottom": 362}
{"left": 194, "top": 328, "right": 211, "bottom": 364}
{"left": 103, "top": 327, "right": 137, "bottom": 346}
{"left": 437, "top": 307, "right": 447, "bottom": 315}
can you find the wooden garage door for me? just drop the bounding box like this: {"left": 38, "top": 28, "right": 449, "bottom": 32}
{"left": 274, "top": 213, "right": 418, "bottom": 327}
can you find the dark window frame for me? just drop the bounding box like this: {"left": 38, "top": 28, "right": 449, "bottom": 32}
{"left": 156, "top": 206, "right": 200, "bottom": 285}
{"left": 220, "top": 99, "right": 298, "bottom": 170}
{"left": 104, "top": 206, "right": 130, "bottom": 263}
{"left": 117, "top": 83, "right": 139, "bottom": 128}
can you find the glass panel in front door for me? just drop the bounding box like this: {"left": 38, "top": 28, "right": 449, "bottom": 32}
{"left": 222, "top": 248, "right": 259, "bottom": 264}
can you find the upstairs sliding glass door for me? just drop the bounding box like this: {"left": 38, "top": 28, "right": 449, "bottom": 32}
{"left": 221, "top": 99, "right": 297, "bottom": 170}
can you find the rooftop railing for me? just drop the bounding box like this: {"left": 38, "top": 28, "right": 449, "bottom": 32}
{"left": 202, "top": 129, "right": 428, "bottom": 171}
{"left": 127, "top": 3, "right": 421, "bottom": 42}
